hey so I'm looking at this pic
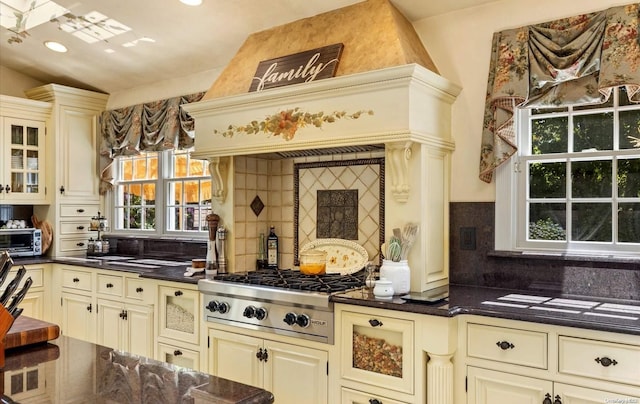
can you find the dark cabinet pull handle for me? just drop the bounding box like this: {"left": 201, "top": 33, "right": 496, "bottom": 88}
{"left": 173, "top": 350, "right": 182, "bottom": 356}
{"left": 87, "top": 303, "right": 92, "bottom": 312}
{"left": 369, "top": 400, "right": 382, "bottom": 404}
{"left": 256, "top": 347, "right": 263, "bottom": 361}
{"left": 543, "top": 393, "right": 552, "bottom": 404}
{"left": 4, "top": 185, "right": 10, "bottom": 193}
{"left": 368, "top": 319, "right": 383, "bottom": 327}
{"left": 595, "top": 356, "right": 618, "bottom": 367}
{"left": 73, "top": 277, "right": 80, "bottom": 283}
{"left": 59, "top": 185, "right": 65, "bottom": 194}
{"left": 174, "top": 290, "right": 183, "bottom": 297}
{"left": 0, "top": 184, "right": 3, "bottom": 193}
{"left": 119, "top": 310, "right": 127, "bottom": 320}
{"left": 77, "top": 225, "right": 85, "bottom": 230}
{"left": 262, "top": 348, "right": 268, "bottom": 363}
{"left": 554, "top": 395, "right": 562, "bottom": 404}
{"left": 77, "top": 208, "right": 85, "bottom": 213}
{"left": 77, "top": 242, "right": 85, "bottom": 247}
{"left": 106, "top": 283, "right": 113, "bottom": 288}
{"left": 496, "top": 340, "right": 515, "bottom": 350}
{"left": 136, "top": 287, "right": 144, "bottom": 293}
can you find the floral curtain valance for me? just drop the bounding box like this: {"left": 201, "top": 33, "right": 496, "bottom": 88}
{"left": 98, "top": 91, "right": 205, "bottom": 194}
{"left": 100, "top": 91, "right": 205, "bottom": 158}
{"left": 480, "top": 3, "right": 640, "bottom": 183}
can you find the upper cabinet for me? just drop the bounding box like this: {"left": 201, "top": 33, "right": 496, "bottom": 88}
{"left": 25, "top": 84, "right": 108, "bottom": 202}
{"left": 0, "top": 95, "right": 51, "bottom": 204}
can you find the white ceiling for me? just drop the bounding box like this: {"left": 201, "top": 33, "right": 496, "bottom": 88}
{"left": 0, "top": 0, "right": 497, "bottom": 94}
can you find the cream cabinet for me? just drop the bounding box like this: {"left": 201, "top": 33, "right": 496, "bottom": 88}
{"left": 0, "top": 95, "right": 50, "bottom": 204}
{"left": 26, "top": 84, "right": 108, "bottom": 257}
{"left": 208, "top": 328, "right": 328, "bottom": 404}
{"left": 97, "top": 298, "right": 154, "bottom": 357}
{"left": 0, "top": 263, "right": 47, "bottom": 321}
{"left": 156, "top": 282, "right": 203, "bottom": 370}
{"left": 61, "top": 291, "right": 95, "bottom": 342}
{"left": 460, "top": 316, "right": 640, "bottom": 404}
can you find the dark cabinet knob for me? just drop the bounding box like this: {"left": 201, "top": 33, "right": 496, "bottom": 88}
{"left": 73, "top": 277, "right": 80, "bottom": 283}
{"left": 174, "top": 290, "right": 183, "bottom": 297}
{"left": 76, "top": 242, "right": 85, "bottom": 247}
{"left": 0, "top": 184, "right": 3, "bottom": 193}
{"left": 106, "top": 283, "right": 114, "bottom": 288}
{"left": 256, "top": 347, "right": 264, "bottom": 361}
{"left": 496, "top": 340, "right": 515, "bottom": 350}
{"left": 59, "top": 185, "right": 65, "bottom": 194}
{"left": 369, "top": 400, "right": 382, "bottom": 404}
{"left": 368, "top": 319, "right": 383, "bottom": 327}
{"left": 554, "top": 395, "right": 562, "bottom": 404}
{"left": 77, "top": 225, "right": 85, "bottom": 230}
{"left": 87, "top": 303, "right": 92, "bottom": 312}
{"left": 77, "top": 208, "right": 84, "bottom": 213}
{"left": 173, "top": 350, "right": 182, "bottom": 356}
{"left": 543, "top": 393, "right": 552, "bottom": 404}
{"left": 136, "top": 287, "right": 144, "bottom": 293}
{"left": 595, "top": 356, "right": 618, "bottom": 367}
{"left": 4, "top": 185, "right": 10, "bottom": 193}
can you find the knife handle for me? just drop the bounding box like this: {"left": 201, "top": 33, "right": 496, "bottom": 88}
{"left": 0, "top": 266, "right": 26, "bottom": 306}
{"left": 6, "top": 276, "right": 33, "bottom": 313}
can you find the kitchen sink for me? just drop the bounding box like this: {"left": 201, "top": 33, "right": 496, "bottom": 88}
{"left": 481, "top": 293, "right": 640, "bottom": 322}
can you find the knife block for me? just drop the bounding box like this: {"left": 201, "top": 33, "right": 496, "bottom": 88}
{"left": 0, "top": 303, "right": 14, "bottom": 368}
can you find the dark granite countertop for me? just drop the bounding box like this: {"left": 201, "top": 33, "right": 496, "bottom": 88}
{"left": 331, "top": 284, "right": 640, "bottom": 336}
{"left": 1, "top": 335, "right": 274, "bottom": 403}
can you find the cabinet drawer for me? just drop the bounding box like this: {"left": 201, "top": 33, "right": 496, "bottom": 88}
{"left": 467, "top": 323, "right": 547, "bottom": 369}
{"left": 2, "top": 267, "right": 43, "bottom": 290}
{"left": 157, "top": 342, "right": 200, "bottom": 371}
{"left": 558, "top": 336, "right": 640, "bottom": 386}
{"left": 60, "top": 204, "right": 98, "bottom": 217}
{"left": 59, "top": 221, "right": 91, "bottom": 235}
{"left": 125, "top": 278, "right": 151, "bottom": 302}
{"left": 58, "top": 237, "right": 90, "bottom": 252}
{"left": 341, "top": 387, "right": 409, "bottom": 404}
{"left": 61, "top": 269, "right": 92, "bottom": 292}
{"left": 96, "top": 274, "right": 123, "bottom": 297}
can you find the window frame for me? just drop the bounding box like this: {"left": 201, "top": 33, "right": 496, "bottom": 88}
{"left": 109, "top": 149, "right": 211, "bottom": 238}
{"left": 495, "top": 89, "right": 640, "bottom": 258}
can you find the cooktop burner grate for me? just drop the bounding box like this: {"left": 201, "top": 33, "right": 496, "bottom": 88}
{"left": 213, "top": 269, "right": 365, "bottom": 293}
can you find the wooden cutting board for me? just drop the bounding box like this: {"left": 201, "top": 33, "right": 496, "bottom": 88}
{"left": 4, "top": 316, "right": 60, "bottom": 350}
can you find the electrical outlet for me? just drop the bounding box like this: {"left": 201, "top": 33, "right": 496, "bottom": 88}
{"left": 460, "top": 227, "right": 476, "bottom": 250}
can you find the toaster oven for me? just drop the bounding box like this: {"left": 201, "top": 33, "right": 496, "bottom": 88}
{"left": 0, "top": 228, "right": 42, "bottom": 257}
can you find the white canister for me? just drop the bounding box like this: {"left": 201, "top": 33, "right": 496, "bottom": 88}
{"left": 379, "top": 259, "right": 410, "bottom": 295}
{"left": 373, "top": 278, "right": 394, "bottom": 299}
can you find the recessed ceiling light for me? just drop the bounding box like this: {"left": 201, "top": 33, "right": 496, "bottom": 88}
{"left": 180, "top": 0, "right": 202, "bottom": 6}
{"left": 44, "top": 41, "right": 67, "bottom": 53}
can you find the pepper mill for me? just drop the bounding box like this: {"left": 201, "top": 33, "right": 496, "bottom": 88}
{"left": 216, "top": 226, "right": 227, "bottom": 274}
{"left": 205, "top": 213, "right": 220, "bottom": 275}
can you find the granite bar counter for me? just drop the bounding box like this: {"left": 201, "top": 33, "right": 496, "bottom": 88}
{"left": 331, "top": 284, "right": 640, "bottom": 336}
{"left": 1, "top": 336, "right": 274, "bottom": 403}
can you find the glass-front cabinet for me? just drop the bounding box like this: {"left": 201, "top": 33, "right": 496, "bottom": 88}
{"left": 1, "top": 117, "right": 46, "bottom": 202}
{"left": 340, "top": 310, "right": 414, "bottom": 395}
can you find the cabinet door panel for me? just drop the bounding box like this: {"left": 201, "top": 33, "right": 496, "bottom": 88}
{"left": 59, "top": 106, "right": 99, "bottom": 200}
{"left": 467, "top": 367, "right": 551, "bottom": 404}
{"left": 61, "top": 293, "right": 94, "bottom": 342}
{"left": 97, "top": 299, "right": 123, "bottom": 350}
{"left": 555, "top": 383, "right": 640, "bottom": 404}
{"left": 208, "top": 329, "right": 262, "bottom": 387}
{"left": 125, "top": 304, "right": 154, "bottom": 358}
{"left": 264, "top": 340, "right": 328, "bottom": 404}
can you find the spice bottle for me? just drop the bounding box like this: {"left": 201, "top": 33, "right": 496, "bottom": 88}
{"left": 267, "top": 226, "right": 279, "bottom": 270}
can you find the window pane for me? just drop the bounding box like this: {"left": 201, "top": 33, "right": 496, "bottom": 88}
{"left": 532, "top": 117, "right": 568, "bottom": 154}
{"left": 619, "top": 203, "right": 640, "bottom": 243}
{"left": 620, "top": 86, "right": 633, "bottom": 107}
{"left": 189, "top": 159, "right": 206, "bottom": 176}
{"left": 143, "top": 208, "right": 156, "bottom": 229}
{"left": 571, "top": 160, "right": 612, "bottom": 198}
{"left": 619, "top": 109, "right": 640, "bottom": 150}
{"left": 121, "top": 159, "right": 133, "bottom": 181}
{"left": 128, "top": 207, "right": 142, "bottom": 229}
{"left": 133, "top": 158, "right": 148, "bottom": 179}
{"left": 184, "top": 180, "right": 200, "bottom": 204}
{"left": 529, "top": 203, "right": 566, "bottom": 240}
{"left": 618, "top": 158, "right": 640, "bottom": 198}
{"left": 573, "top": 112, "right": 613, "bottom": 152}
{"left": 143, "top": 184, "right": 156, "bottom": 205}
{"left": 128, "top": 184, "right": 143, "bottom": 204}
{"left": 201, "top": 179, "right": 212, "bottom": 203}
{"left": 170, "top": 182, "right": 183, "bottom": 204}
{"left": 166, "top": 206, "right": 179, "bottom": 231}
{"left": 572, "top": 203, "right": 612, "bottom": 241}
{"left": 27, "top": 126, "right": 38, "bottom": 146}
{"left": 174, "top": 154, "right": 188, "bottom": 178}
{"left": 529, "top": 162, "right": 566, "bottom": 198}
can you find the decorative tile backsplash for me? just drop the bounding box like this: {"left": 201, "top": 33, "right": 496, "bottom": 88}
{"left": 233, "top": 152, "right": 384, "bottom": 270}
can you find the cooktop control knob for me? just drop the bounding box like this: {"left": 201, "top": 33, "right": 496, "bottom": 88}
{"left": 283, "top": 312, "right": 297, "bottom": 326}
{"left": 243, "top": 305, "right": 256, "bottom": 318}
{"left": 255, "top": 307, "right": 268, "bottom": 320}
{"left": 206, "top": 300, "right": 219, "bottom": 312}
{"left": 296, "top": 313, "right": 310, "bottom": 328}
{"left": 218, "top": 302, "right": 230, "bottom": 314}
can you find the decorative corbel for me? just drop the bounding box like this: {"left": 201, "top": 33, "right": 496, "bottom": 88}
{"left": 208, "top": 156, "right": 229, "bottom": 203}
{"left": 386, "top": 141, "right": 413, "bottom": 203}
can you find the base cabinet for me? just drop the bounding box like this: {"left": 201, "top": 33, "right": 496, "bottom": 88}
{"left": 341, "top": 387, "right": 410, "bottom": 404}
{"left": 97, "top": 298, "right": 154, "bottom": 357}
{"left": 208, "top": 329, "right": 328, "bottom": 404}
{"left": 60, "top": 292, "right": 94, "bottom": 342}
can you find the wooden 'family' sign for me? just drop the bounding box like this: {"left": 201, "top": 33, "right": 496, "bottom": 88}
{"left": 249, "top": 43, "right": 344, "bottom": 92}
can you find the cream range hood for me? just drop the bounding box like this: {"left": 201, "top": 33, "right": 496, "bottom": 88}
{"left": 183, "top": 64, "right": 461, "bottom": 292}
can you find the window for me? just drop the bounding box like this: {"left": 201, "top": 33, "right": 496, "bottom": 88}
{"left": 113, "top": 150, "right": 211, "bottom": 235}
{"left": 496, "top": 87, "right": 640, "bottom": 256}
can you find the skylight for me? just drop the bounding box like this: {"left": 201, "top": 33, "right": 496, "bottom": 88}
{"left": 0, "top": 0, "right": 68, "bottom": 32}
{"left": 58, "top": 10, "right": 131, "bottom": 44}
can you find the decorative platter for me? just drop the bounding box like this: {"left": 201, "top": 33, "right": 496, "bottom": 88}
{"left": 299, "top": 238, "right": 369, "bottom": 275}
